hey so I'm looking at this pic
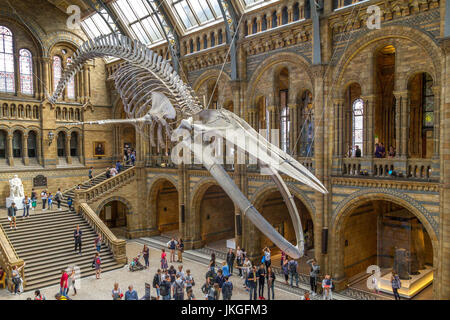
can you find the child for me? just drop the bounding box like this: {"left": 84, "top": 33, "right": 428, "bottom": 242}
{"left": 67, "top": 197, "right": 73, "bottom": 211}
{"left": 31, "top": 197, "right": 37, "bottom": 211}
{"left": 47, "top": 193, "right": 53, "bottom": 210}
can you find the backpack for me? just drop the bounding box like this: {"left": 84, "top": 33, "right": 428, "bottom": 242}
{"left": 174, "top": 281, "right": 184, "bottom": 295}
{"left": 160, "top": 282, "right": 169, "bottom": 296}
{"left": 289, "top": 261, "right": 297, "bottom": 273}
{"left": 222, "top": 282, "right": 233, "bottom": 297}
{"left": 55, "top": 193, "right": 60, "bottom": 201}
{"left": 152, "top": 274, "right": 160, "bottom": 288}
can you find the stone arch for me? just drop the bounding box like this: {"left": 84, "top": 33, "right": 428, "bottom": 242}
{"left": 192, "top": 68, "right": 232, "bottom": 91}
{"left": 405, "top": 69, "right": 436, "bottom": 90}
{"left": 330, "top": 189, "right": 439, "bottom": 287}
{"left": 95, "top": 196, "right": 134, "bottom": 216}
{"left": 45, "top": 31, "right": 84, "bottom": 55}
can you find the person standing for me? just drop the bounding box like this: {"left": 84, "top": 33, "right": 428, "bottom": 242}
{"left": 59, "top": 269, "right": 69, "bottom": 297}
{"left": 247, "top": 266, "right": 258, "bottom": 300}
{"left": 55, "top": 188, "right": 63, "bottom": 211}
{"left": 263, "top": 247, "right": 271, "bottom": 269}
{"left": 242, "top": 257, "right": 252, "bottom": 290}
{"left": 22, "top": 196, "right": 30, "bottom": 218}
{"left": 161, "top": 249, "right": 168, "bottom": 271}
{"left": 222, "top": 276, "right": 233, "bottom": 300}
{"left": 105, "top": 167, "right": 111, "bottom": 179}
{"left": 67, "top": 196, "right": 73, "bottom": 211}
{"left": 282, "top": 257, "right": 289, "bottom": 284}
{"left": 88, "top": 167, "right": 93, "bottom": 180}
{"left": 74, "top": 225, "right": 82, "bottom": 255}
{"left": 125, "top": 285, "right": 138, "bottom": 300}
{"left": 288, "top": 257, "right": 299, "bottom": 287}
{"left": 160, "top": 275, "right": 172, "bottom": 300}
{"left": 355, "top": 145, "right": 362, "bottom": 158}
{"left": 94, "top": 234, "right": 102, "bottom": 253}
{"left": 68, "top": 267, "right": 77, "bottom": 296}
{"left": 236, "top": 246, "right": 243, "bottom": 277}
{"left": 172, "top": 274, "right": 185, "bottom": 300}
{"left": 11, "top": 264, "right": 25, "bottom": 295}
{"left": 94, "top": 253, "right": 102, "bottom": 279}
{"left": 306, "top": 258, "right": 320, "bottom": 296}
{"left": 47, "top": 193, "right": 53, "bottom": 210}
{"left": 257, "top": 264, "right": 266, "bottom": 300}
{"left": 214, "top": 269, "right": 225, "bottom": 300}
{"left": 322, "top": 274, "right": 333, "bottom": 300}
{"left": 112, "top": 283, "right": 123, "bottom": 300}
{"left": 208, "top": 253, "right": 216, "bottom": 274}
{"left": 153, "top": 269, "right": 162, "bottom": 300}
{"left": 167, "top": 238, "right": 178, "bottom": 263}
{"left": 185, "top": 269, "right": 195, "bottom": 294}
{"left": 41, "top": 190, "right": 47, "bottom": 210}
{"left": 8, "top": 202, "right": 17, "bottom": 230}
{"left": 177, "top": 238, "right": 184, "bottom": 263}
{"left": 267, "top": 266, "right": 276, "bottom": 300}
{"left": 391, "top": 271, "right": 402, "bottom": 300}
{"left": 226, "top": 248, "right": 235, "bottom": 275}
{"left": 142, "top": 244, "right": 150, "bottom": 269}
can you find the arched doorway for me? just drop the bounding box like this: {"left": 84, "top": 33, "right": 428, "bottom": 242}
{"left": 155, "top": 180, "right": 179, "bottom": 235}
{"left": 199, "top": 185, "right": 235, "bottom": 246}
{"left": 335, "top": 198, "right": 435, "bottom": 299}
{"left": 255, "top": 189, "right": 314, "bottom": 272}
{"left": 98, "top": 200, "right": 128, "bottom": 235}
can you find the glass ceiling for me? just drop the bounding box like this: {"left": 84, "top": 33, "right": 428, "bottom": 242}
{"left": 170, "top": 0, "right": 222, "bottom": 30}
{"left": 81, "top": 8, "right": 119, "bottom": 38}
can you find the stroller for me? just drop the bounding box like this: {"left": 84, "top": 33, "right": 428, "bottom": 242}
{"left": 129, "top": 254, "right": 145, "bottom": 272}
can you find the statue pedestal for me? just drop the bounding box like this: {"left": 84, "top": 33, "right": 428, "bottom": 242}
{"left": 6, "top": 196, "right": 24, "bottom": 210}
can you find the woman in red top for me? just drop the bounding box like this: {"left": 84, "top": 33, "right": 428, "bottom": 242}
{"left": 161, "top": 249, "right": 168, "bottom": 271}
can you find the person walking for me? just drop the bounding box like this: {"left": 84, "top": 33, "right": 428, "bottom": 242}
{"left": 112, "top": 283, "right": 123, "bottom": 300}
{"left": 161, "top": 249, "right": 168, "bottom": 271}
{"left": 105, "top": 167, "right": 111, "bottom": 179}
{"left": 242, "top": 257, "right": 252, "bottom": 290}
{"left": 267, "top": 266, "right": 276, "bottom": 300}
{"left": 257, "top": 264, "right": 266, "bottom": 300}
{"left": 391, "top": 271, "right": 402, "bottom": 300}
{"left": 236, "top": 246, "right": 243, "bottom": 277}
{"left": 88, "top": 167, "right": 93, "bottom": 180}
{"left": 263, "top": 247, "right": 271, "bottom": 269}
{"left": 59, "top": 269, "right": 69, "bottom": 297}
{"left": 177, "top": 238, "right": 184, "bottom": 263}
{"left": 214, "top": 269, "right": 225, "bottom": 300}
{"left": 22, "top": 196, "right": 30, "bottom": 218}
{"left": 8, "top": 202, "right": 17, "bottom": 230}
{"left": 153, "top": 269, "right": 162, "bottom": 300}
{"left": 55, "top": 188, "right": 63, "bottom": 210}
{"left": 94, "top": 234, "right": 102, "bottom": 253}
{"left": 172, "top": 274, "right": 185, "bottom": 300}
{"left": 11, "top": 264, "right": 25, "bottom": 295}
{"left": 222, "top": 276, "right": 233, "bottom": 300}
{"left": 247, "top": 266, "right": 258, "bottom": 300}
{"left": 282, "top": 258, "right": 289, "bottom": 284}
{"left": 68, "top": 267, "right": 77, "bottom": 296}
{"left": 47, "top": 193, "right": 53, "bottom": 210}
{"left": 40, "top": 190, "right": 47, "bottom": 211}
{"left": 125, "top": 285, "right": 138, "bottom": 300}
{"left": 306, "top": 258, "right": 320, "bottom": 296}
{"left": 167, "top": 238, "right": 178, "bottom": 263}
{"left": 142, "top": 244, "right": 150, "bottom": 269}
{"left": 74, "top": 225, "right": 82, "bottom": 255}
{"left": 208, "top": 253, "right": 216, "bottom": 274}
{"left": 67, "top": 196, "right": 73, "bottom": 211}
{"left": 93, "top": 253, "right": 102, "bottom": 279}
{"left": 226, "top": 248, "right": 235, "bottom": 275}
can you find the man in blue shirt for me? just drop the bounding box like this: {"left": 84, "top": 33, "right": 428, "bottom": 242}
{"left": 125, "top": 285, "right": 138, "bottom": 300}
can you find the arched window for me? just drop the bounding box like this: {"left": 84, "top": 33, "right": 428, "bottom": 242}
{"left": 0, "top": 26, "right": 15, "bottom": 93}
{"left": 210, "top": 32, "right": 215, "bottom": 47}
{"left": 12, "top": 131, "right": 22, "bottom": 158}
{"left": 19, "top": 49, "right": 33, "bottom": 95}
{"left": 26, "top": 105, "right": 31, "bottom": 118}
{"left": 203, "top": 35, "right": 208, "bottom": 49}
{"left": 252, "top": 18, "right": 257, "bottom": 34}
{"left": 53, "top": 56, "right": 62, "bottom": 92}
{"left": 196, "top": 37, "right": 201, "bottom": 51}
{"left": 218, "top": 29, "right": 223, "bottom": 44}
{"left": 293, "top": 3, "right": 300, "bottom": 21}
{"left": 27, "top": 131, "right": 37, "bottom": 158}
{"left": 70, "top": 132, "right": 78, "bottom": 157}
{"left": 352, "top": 99, "right": 364, "bottom": 155}
{"left": 262, "top": 15, "right": 267, "bottom": 31}
{"left": 67, "top": 57, "right": 75, "bottom": 99}
{"left": 272, "top": 11, "right": 277, "bottom": 28}
{"left": 33, "top": 105, "right": 39, "bottom": 119}
{"left": 282, "top": 7, "right": 288, "bottom": 25}
{"left": 0, "top": 130, "right": 6, "bottom": 158}
{"left": 299, "top": 91, "right": 314, "bottom": 157}
{"left": 258, "top": 97, "right": 270, "bottom": 140}
{"left": 57, "top": 131, "right": 66, "bottom": 157}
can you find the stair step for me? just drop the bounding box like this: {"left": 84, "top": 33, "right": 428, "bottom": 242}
{"left": 14, "top": 235, "right": 99, "bottom": 252}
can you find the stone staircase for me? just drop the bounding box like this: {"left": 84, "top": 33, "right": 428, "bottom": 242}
{"left": 60, "top": 172, "right": 108, "bottom": 208}
{"left": 0, "top": 208, "right": 125, "bottom": 292}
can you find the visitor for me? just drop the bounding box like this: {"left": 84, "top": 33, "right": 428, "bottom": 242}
{"left": 68, "top": 267, "right": 77, "bottom": 296}
{"left": 8, "top": 202, "right": 17, "bottom": 230}
{"left": 22, "top": 195, "right": 30, "bottom": 218}
{"left": 267, "top": 266, "right": 276, "bottom": 300}
{"left": 257, "top": 263, "right": 266, "bottom": 300}
{"left": 31, "top": 193, "right": 37, "bottom": 212}
{"left": 185, "top": 269, "right": 195, "bottom": 294}
{"left": 282, "top": 257, "right": 289, "bottom": 284}
{"left": 47, "top": 192, "right": 53, "bottom": 210}
{"left": 74, "top": 225, "right": 82, "bottom": 255}
{"left": 125, "top": 285, "right": 138, "bottom": 300}
{"left": 172, "top": 274, "right": 185, "bottom": 300}
{"left": 187, "top": 288, "right": 195, "bottom": 300}
{"left": 55, "top": 188, "right": 63, "bottom": 210}
{"left": 160, "top": 275, "right": 172, "bottom": 300}
{"left": 302, "top": 292, "right": 310, "bottom": 300}
{"left": 88, "top": 167, "right": 93, "bottom": 180}
{"left": 105, "top": 167, "right": 111, "bottom": 179}
{"left": 222, "top": 276, "right": 233, "bottom": 300}
{"left": 11, "top": 264, "right": 24, "bottom": 295}
{"left": 388, "top": 145, "right": 396, "bottom": 158}
{"left": 374, "top": 143, "right": 382, "bottom": 158}
{"left": 95, "top": 234, "right": 102, "bottom": 253}
{"left": 371, "top": 270, "right": 379, "bottom": 294}
{"left": 115, "top": 161, "right": 122, "bottom": 173}
{"left": 208, "top": 253, "right": 216, "bottom": 274}
{"left": 288, "top": 257, "right": 299, "bottom": 287}
{"left": 160, "top": 249, "right": 168, "bottom": 271}
{"left": 322, "top": 274, "right": 333, "bottom": 300}
{"left": 177, "top": 237, "right": 184, "bottom": 263}
{"left": 241, "top": 256, "right": 252, "bottom": 289}
{"left": 347, "top": 144, "right": 353, "bottom": 158}
{"left": 212, "top": 283, "right": 220, "bottom": 300}
{"left": 214, "top": 269, "right": 225, "bottom": 299}
{"left": 226, "top": 248, "right": 235, "bottom": 275}
{"left": 263, "top": 247, "right": 271, "bottom": 269}
{"left": 391, "top": 271, "right": 402, "bottom": 300}
{"left": 167, "top": 238, "right": 178, "bottom": 263}
{"left": 168, "top": 265, "right": 176, "bottom": 283}
{"left": 177, "top": 265, "right": 185, "bottom": 280}
{"left": 110, "top": 167, "right": 117, "bottom": 177}
{"left": 94, "top": 252, "right": 102, "bottom": 279}
{"left": 380, "top": 143, "right": 386, "bottom": 158}
{"left": 153, "top": 269, "right": 162, "bottom": 300}
{"left": 41, "top": 190, "right": 47, "bottom": 210}
{"left": 280, "top": 250, "right": 286, "bottom": 267}
{"left": 306, "top": 258, "right": 320, "bottom": 296}
{"left": 247, "top": 266, "right": 258, "bottom": 300}
{"left": 31, "top": 188, "right": 37, "bottom": 203}
{"left": 112, "top": 283, "right": 123, "bottom": 300}
{"left": 67, "top": 196, "right": 73, "bottom": 211}
{"left": 355, "top": 145, "right": 362, "bottom": 158}
{"left": 201, "top": 277, "right": 213, "bottom": 300}
{"left": 131, "top": 151, "right": 136, "bottom": 166}
{"left": 60, "top": 269, "right": 69, "bottom": 297}
{"left": 142, "top": 244, "right": 150, "bottom": 269}
{"left": 34, "top": 290, "right": 45, "bottom": 300}
{"left": 222, "top": 261, "right": 230, "bottom": 277}
{"left": 236, "top": 246, "right": 243, "bottom": 277}
{"left": 76, "top": 184, "right": 82, "bottom": 190}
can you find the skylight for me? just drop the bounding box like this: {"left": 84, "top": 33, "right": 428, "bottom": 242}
{"left": 81, "top": 9, "right": 119, "bottom": 38}
{"left": 170, "top": 0, "right": 222, "bottom": 30}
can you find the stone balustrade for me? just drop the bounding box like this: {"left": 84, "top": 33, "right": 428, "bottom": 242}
{"left": 0, "top": 225, "right": 25, "bottom": 291}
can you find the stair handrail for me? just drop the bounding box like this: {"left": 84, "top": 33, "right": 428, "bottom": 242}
{"left": 62, "top": 170, "right": 107, "bottom": 195}
{"left": 78, "top": 203, "right": 127, "bottom": 264}
{"left": 0, "top": 224, "right": 25, "bottom": 291}
{"left": 77, "top": 166, "right": 136, "bottom": 203}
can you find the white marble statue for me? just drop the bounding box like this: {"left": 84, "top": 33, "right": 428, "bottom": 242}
{"left": 9, "top": 175, "right": 24, "bottom": 198}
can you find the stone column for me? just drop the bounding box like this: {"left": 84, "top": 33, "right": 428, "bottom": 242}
{"left": 267, "top": 11, "right": 273, "bottom": 29}
{"left": 247, "top": 19, "right": 252, "bottom": 35}
{"left": 78, "top": 132, "right": 84, "bottom": 164}
{"left": 22, "top": 133, "right": 29, "bottom": 166}
{"left": 7, "top": 133, "right": 13, "bottom": 166}
{"left": 276, "top": 9, "right": 282, "bottom": 26}
{"left": 288, "top": 104, "right": 297, "bottom": 155}
{"left": 393, "top": 92, "right": 402, "bottom": 155}
{"left": 41, "top": 57, "right": 51, "bottom": 98}
{"left": 66, "top": 134, "right": 72, "bottom": 165}
{"left": 400, "top": 91, "right": 410, "bottom": 158}
{"left": 288, "top": 4, "right": 294, "bottom": 23}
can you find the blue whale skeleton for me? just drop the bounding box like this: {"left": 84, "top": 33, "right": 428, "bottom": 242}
{"left": 50, "top": 35, "right": 327, "bottom": 259}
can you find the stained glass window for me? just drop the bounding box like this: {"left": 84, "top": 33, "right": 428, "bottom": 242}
{"left": 67, "top": 57, "right": 76, "bottom": 99}
{"left": 53, "top": 56, "right": 62, "bottom": 93}
{"left": 0, "top": 26, "right": 15, "bottom": 93}
{"left": 19, "top": 49, "right": 33, "bottom": 95}
{"left": 422, "top": 73, "right": 434, "bottom": 128}
{"left": 352, "top": 99, "right": 364, "bottom": 156}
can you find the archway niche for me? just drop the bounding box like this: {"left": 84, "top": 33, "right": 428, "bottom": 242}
{"left": 155, "top": 180, "right": 179, "bottom": 235}
{"left": 98, "top": 200, "right": 128, "bottom": 233}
